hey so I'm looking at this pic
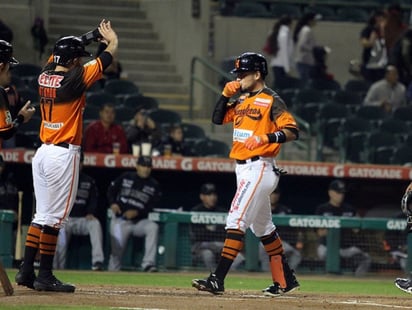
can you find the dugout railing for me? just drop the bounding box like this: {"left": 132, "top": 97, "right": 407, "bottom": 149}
{"left": 148, "top": 211, "right": 412, "bottom": 274}
{"left": 1, "top": 209, "right": 411, "bottom": 274}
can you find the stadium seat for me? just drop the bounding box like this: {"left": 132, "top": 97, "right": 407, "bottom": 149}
{"left": 275, "top": 76, "right": 304, "bottom": 91}
{"left": 271, "top": 3, "right": 301, "bottom": 19}
{"left": 356, "top": 106, "right": 386, "bottom": 126}
{"left": 104, "top": 79, "right": 140, "bottom": 102}
{"left": 336, "top": 7, "right": 369, "bottom": 23}
{"left": 332, "top": 90, "right": 363, "bottom": 111}
{"left": 304, "top": 5, "right": 337, "bottom": 21}
{"left": 192, "top": 138, "right": 230, "bottom": 157}
{"left": 337, "top": 117, "right": 373, "bottom": 163}
{"left": 232, "top": 1, "right": 271, "bottom": 18}
{"left": 378, "top": 119, "right": 409, "bottom": 141}
{"left": 123, "top": 94, "right": 159, "bottom": 111}
{"left": 83, "top": 105, "right": 101, "bottom": 120}
{"left": 392, "top": 146, "right": 412, "bottom": 166}
{"left": 149, "top": 109, "right": 182, "bottom": 131}
{"left": 86, "top": 91, "right": 118, "bottom": 107}
{"left": 344, "top": 79, "right": 371, "bottom": 97}
{"left": 294, "top": 88, "right": 328, "bottom": 105}
{"left": 307, "top": 79, "right": 341, "bottom": 92}
{"left": 392, "top": 106, "right": 412, "bottom": 122}
{"left": 343, "top": 131, "right": 368, "bottom": 163}
{"left": 372, "top": 146, "right": 395, "bottom": 165}
{"left": 181, "top": 123, "right": 206, "bottom": 142}
{"left": 365, "top": 131, "right": 396, "bottom": 163}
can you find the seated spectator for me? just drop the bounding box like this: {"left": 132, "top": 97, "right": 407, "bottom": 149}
{"left": 124, "top": 105, "right": 161, "bottom": 152}
{"left": 83, "top": 103, "right": 128, "bottom": 154}
{"left": 315, "top": 180, "right": 371, "bottom": 277}
{"left": 259, "top": 187, "right": 302, "bottom": 272}
{"left": 363, "top": 65, "right": 406, "bottom": 113}
{"left": 161, "top": 124, "right": 193, "bottom": 157}
{"left": 190, "top": 183, "right": 244, "bottom": 270}
{"left": 107, "top": 156, "right": 161, "bottom": 272}
{"left": 53, "top": 152, "right": 104, "bottom": 271}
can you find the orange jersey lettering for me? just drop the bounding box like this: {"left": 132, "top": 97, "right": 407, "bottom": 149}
{"left": 38, "top": 57, "right": 104, "bottom": 145}
{"left": 222, "top": 88, "right": 298, "bottom": 160}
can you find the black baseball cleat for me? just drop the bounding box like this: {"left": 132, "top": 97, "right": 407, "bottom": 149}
{"left": 33, "top": 275, "right": 75, "bottom": 293}
{"left": 192, "top": 273, "right": 224, "bottom": 295}
{"left": 15, "top": 267, "right": 36, "bottom": 289}
{"left": 262, "top": 280, "right": 300, "bottom": 297}
{"left": 394, "top": 278, "right": 412, "bottom": 294}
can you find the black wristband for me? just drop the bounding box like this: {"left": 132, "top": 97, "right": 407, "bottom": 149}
{"left": 267, "top": 131, "right": 286, "bottom": 143}
{"left": 12, "top": 114, "right": 24, "bottom": 128}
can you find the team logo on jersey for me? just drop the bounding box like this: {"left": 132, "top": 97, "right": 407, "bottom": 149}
{"left": 234, "top": 103, "right": 262, "bottom": 126}
{"left": 233, "top": 128, "right": 252, "bottom": 142}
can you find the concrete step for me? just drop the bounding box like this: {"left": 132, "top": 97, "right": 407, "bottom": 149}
{"left": 138, "top": 83, "right": 188, "bottom": 94}
{"left": 48, "top": 0, "right": 190, "bottom": 122}
{"left": 49, "top": 3, "right": 146, "bottom": 18}
{"left": 49, "top": 15, "right": 153, "bottom": 30}
{"left": 53, "top": 0, "right": 141, "bottom": 6}
{"left": 125, "top": 63, "right": 176, "bottom": 73}
{"left": 127, "top": 72, "right": 183, "bottom": 84}
{"left": 117, "top": 50, "right": 169, "bottom": 62}
{"left": 49, "top": 26, "right": 159, "bottom": 40}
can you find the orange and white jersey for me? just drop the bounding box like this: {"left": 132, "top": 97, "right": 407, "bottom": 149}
{"left": 38, "top": 56, "right": 104, "bottom": 146}
{"left": 222, "top": 88, "right": 298, "bottom": 160}
{"left": 0, "top": 87, "right": 14, "bottom": 142}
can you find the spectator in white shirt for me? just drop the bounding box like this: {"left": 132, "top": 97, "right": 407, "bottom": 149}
{"left": 293, "top": 12, "right": 320, "bottom": 80}
{"left": 264, "top": 15, "right": 294, "bottom": 89}
{"left": 363, "top": 65, "right": 406, "bottom": 113}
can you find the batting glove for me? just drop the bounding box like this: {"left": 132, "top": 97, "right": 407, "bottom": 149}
{"left": 222, "top": 81, "right": 241, "bottom": 97}
{"left": 244, "top": 135, "right": 269, "bottom": 150}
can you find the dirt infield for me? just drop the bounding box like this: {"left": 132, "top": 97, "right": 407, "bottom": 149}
{"left": 1, "top": 284, "right": 411, "bottom": 309}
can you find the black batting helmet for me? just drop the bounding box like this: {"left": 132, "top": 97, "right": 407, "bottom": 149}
{"left": 53, "top": 36, "right": 92, "bottom": 66}
{"left": 230, "top": 52, "right": 268, "bottom": 78}
{"left": 0, "top": 40, "right": 18, "bottom": 64}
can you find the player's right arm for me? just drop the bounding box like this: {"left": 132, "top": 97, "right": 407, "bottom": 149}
{"left": 97, "top": 20, "right": 118, "bottom": 59}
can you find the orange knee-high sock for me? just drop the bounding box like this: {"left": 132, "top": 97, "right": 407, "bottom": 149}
{"left": 38, "top": 225, "right": 59, "bottom": 278}
{"left": 22, "top": 223, "right": 42, "bottom": 272}
{"left": 260, "top": 230, "right": 287, "bottom": 288}
{"left": 214, "top": 229, "right": 244, "bottom": 280}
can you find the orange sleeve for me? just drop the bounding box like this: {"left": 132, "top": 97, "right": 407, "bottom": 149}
{"left": 275, "top": 110, "right": 298, "bottom": 131}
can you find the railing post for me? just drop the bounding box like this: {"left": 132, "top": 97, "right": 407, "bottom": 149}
{"left": 244, "top": 229, "right": 260, "bottom": 271}
{"left": 326, "top": 228, "right": 341, "bottom": 274}
{"left": 163, "top": 222, "right": 178, "bottom": 269}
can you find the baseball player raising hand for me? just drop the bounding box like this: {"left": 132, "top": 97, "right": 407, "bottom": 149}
{"left": 16, "top": 20, "right": 118, "bottom": 293}
{"left": 0, "top": 40, "right": 35, "bottom": 143}
{"left": 192, "top": 52, "right": 300, "bottom": 296}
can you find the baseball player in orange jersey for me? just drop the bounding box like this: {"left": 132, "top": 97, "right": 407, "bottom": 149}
{"left": 0, "top": 40, "right": 35, "bottom": 144}
{"left": 16, "top": 20, "right": 118, "bottom": 293}
{"left": 192, "top": 52, "right": 300, "bottom": 296}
